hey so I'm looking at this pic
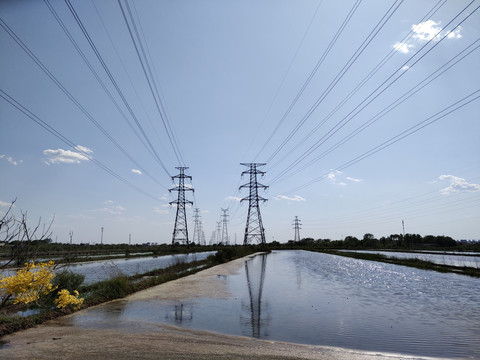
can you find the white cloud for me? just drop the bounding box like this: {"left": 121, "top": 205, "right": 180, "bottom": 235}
{"left": 393, "top": 20, "right": 462, "bottom": 54}
{"left": 401, "top": 65, "right": 410, "bottom": 71}
{"left": 447, "top": 27, "right": 462, "bottom": 39}
{"left": 0, "top": 154, "right": 23, "bottom": 166}
{"left": 225, "top": 196, "right": 242, "bottom": 202}
{"left": 91, "top": 200, "right": 126, "bottom": 215}
{"left": 346, "top": 176, "right": 362, "bottom": 183}
{"left": 339, "top": 182, "right": 347, "bottom": 186}
{"left": 74, "top": 145, "right": 93, "bottom": 154}
{"left": 412, "top": 20, "right": 442, "bottom": 41}
{"left": 393, "top": 41, "right": 414, "bottom": 54}
{"left": 274, "top": 195, "right": 306, "bottom": 202}
{"left": 43, "top": 146, "right": 92, "bottom": 165}
{"left": 439, "top": 175, "right": 480, "bottom": 195}
{"left": 0, "top": 200, "right": 15, "bottom": 207}
{"left": 327, "top": 170, "right": 341, "bottom": 183}
{"left": 131, "top": 169, "right": 142, "bottom": 175}
{"left": 153, "top": 206, "right": 169, "bottom": 215}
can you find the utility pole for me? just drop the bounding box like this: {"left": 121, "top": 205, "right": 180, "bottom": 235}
{"left": 169, "top": 167, "right": 194, "bottom": 246}
{"left": 100, "top": 227, "right": 104, "bottom": 244}
{"left": 129, "top": 233, "right": 131, "bottom": 245}
{"left": 402, "top": 220, "right": 405, "bottom": 236}
{"left": 240, "top": 163, "right": 268, "bottom": 245}
{"left": 293, "top": 216, "right": 302, "bottom": 242}
{"left": 221, "top": 208, "right": 229, "bottom": 245}
{"left": 69, "top": 231, "right": 73, "bottom": 245}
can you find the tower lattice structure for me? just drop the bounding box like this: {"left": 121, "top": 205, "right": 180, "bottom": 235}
{"left": 221, "top": 208, "right": 229, "bottom": 245}
{"left": 216, "top": 221, "right": 222, "bottom": 244}
{"left": 192, "top": 208, "right": 202, "bottom": 245}
{"left": 240, "top": 163, "right": 267, "bottom": 245}
{"left": 169, "top": 167, "right": 193, "bottom": 245}
{"left": 293, "top": 216, "right": 302, "bottom": 242}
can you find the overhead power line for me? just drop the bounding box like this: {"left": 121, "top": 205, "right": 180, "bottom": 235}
{"left": 41, "top": 0, "right": 168, "bottom": 188}
{"left": 0, "top": 89, "right": 162, "bottom": 202}
{"left": 64, "top": 0, "right": 172, "bottom": 177}
{"left": 117, "top": 0, "right": 185, "bottom": 166}
{"left": 269, "top": 36, "right": 480, "bottom": 185}
{"left": 263, "top": 0, "right": 405, "bottom": 164}
{"left": 253, "top": 0, "right": 364, "bottom": 161}
{"left": 284, "top": 88, "right": 480, "bottom": 194}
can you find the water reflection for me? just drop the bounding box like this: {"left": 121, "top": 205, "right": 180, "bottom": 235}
{"left": 165, "top": 302, "right": 193, "bottom": 323}
{"left": 57, "top": 251, "right": 480, "bottom": 358}
{"left": 243, "top": 253, "right": 268, "bottom": 338}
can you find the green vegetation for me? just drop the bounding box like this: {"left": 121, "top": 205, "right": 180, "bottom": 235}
{"left": 267, "top": 233, "right": 479, "bottom": 252}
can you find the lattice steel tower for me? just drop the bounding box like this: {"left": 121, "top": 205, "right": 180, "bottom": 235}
{"left": 221, "top": 208, "right": 229, "bottom": 245}
{"left": 192, "top": 208, "right": 202, "bottom": 245}
{"left": 240, "top": 163, "right": 268, "bottom": 245}
{"left": 293, "top": 216, "right": 302, "bottom": 242}
{"left": 169, "top": 167, "right": 193, "bottom": 245}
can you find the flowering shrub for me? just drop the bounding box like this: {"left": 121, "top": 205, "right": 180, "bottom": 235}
{"left": 0, "top": 261, "right": 57, "bottom": 305}
{"left": 0, "top": 261, "right": 84, "bottom": 310}
{"left": 54, "top": 289, "right": 84, "bottom": 310}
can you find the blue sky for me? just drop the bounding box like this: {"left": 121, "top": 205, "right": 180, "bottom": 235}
{"left": 1, "top": 0, "right": 479, "bottom": 244}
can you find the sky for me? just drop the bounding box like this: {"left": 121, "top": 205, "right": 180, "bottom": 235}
{"left": 1, "top": 0, "right": 479, "bottom": 245}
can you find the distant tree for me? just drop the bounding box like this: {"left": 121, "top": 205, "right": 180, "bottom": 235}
{"left": 344, "top": 236, "right": 359, "bottom": 248}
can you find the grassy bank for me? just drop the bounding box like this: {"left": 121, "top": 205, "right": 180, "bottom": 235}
{"left": 0, "top": 247, "right": 259, "bottom": 337}
{"left": 317, "top": 250, "right": 480, "bottom": 277}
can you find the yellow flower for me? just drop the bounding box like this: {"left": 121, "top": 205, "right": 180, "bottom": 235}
{"left": 54, "top": 289, "right": 84, "bottom": 310}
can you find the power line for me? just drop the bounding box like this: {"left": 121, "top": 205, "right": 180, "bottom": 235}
{"left": 249, "top": 0, "right": 327, "bottom": 161}
{"left": 253, "top": 0, "right": 364, "bottom": 161}
{"left": 263, "top": 0, "right": 405, "bottom": 164}
{"left": 41, "top": 0, "right": 168, "bottom": 189}
{"left": 117, "top": 0, "right": 185, "bottom": 166}
{"left": 284, "top": 88, "right": 480, "bottom": 194}
{"left": 269, "top": 35, "right": 480, "bottom": 185}
{"left": 0, "top": 89, "right": 162, "bottom": 201}
{"left": 64, "top": 0, "right": 172, "bottom": 177}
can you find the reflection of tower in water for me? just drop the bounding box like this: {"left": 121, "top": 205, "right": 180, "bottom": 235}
{"left": 243, "top": 253, "right": 269, "bottom": 338}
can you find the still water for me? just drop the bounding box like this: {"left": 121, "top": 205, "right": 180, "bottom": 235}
{"left": 65, "top": 252, "right": 214, "bottom": 285}
{"left": 339, "top": 249, "right": 480, "bottom": 268}
{"left": 71, "top": 250, "right": 480, "bottom": 358}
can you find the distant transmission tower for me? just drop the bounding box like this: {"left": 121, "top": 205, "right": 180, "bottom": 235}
{"left": 169, "top": 167, "right": 194, "bottom": 246}
{"left": 221, "top": 208, "right": 229, "bottom": 245}
{"left": 293, "top": 216, "right": 302, "bottom": 242}
{"left": 240, "top": 163, "right": 268, "bottom": 245}
{"left": 192, "top": 208, "right": 202, "bottom": 245}
{"left": 216, "top": 221, "right": 222, "bottom": 244}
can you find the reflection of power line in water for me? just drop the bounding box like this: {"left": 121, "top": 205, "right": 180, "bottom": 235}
{"left": 243, "top": 254, "right": 269, "bottom": 338}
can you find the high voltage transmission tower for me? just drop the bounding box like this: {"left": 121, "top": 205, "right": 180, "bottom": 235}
{"left": 192, "top": 208, "right": 203, "bottom": 245}
{"left": 216, "top": 221, "right": 222, "bottom": 244}
{"left": 169, "top": 167, "right": 193, "bottom": 246}
{"left": 240, "top": 163, "right": 268, "bottom": 245}
{"left": 221, "top": 208, "right": 229, "bottom": 245}
{"left": 293, "top": 216, "right": 302, "bottom": 242}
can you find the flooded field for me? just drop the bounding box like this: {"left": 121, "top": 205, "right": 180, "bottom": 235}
{"left": 68, "top": 250, "right": 480, "bottom": 358}
{"left": 338, "top": 249, "right": 480, "bottom": 268}
{"left": 65, "top": 251, "right": 215, "bottom": 284}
